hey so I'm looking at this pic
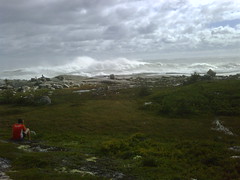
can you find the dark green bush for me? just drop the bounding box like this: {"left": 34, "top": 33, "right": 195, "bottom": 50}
{"left": 185, "top": 72, "right": 202, "bottom": 84}
{"left": 138, "top": 86, "right": 151, "bottom": 97}
{"left": 0, "top": 89, "right": 15, "bottom": 104}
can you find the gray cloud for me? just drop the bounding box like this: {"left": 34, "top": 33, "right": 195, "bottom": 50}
{"left": 0, "top": 0, "right": 240, "bottom": 69}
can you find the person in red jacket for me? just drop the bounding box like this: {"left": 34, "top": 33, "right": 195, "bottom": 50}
{"left": 12, "top": 119, "right": 31, "bottom": 140}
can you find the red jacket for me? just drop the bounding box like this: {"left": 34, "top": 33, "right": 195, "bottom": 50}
{"left": 12, "top": 123, "right": 26, "bottom": 140}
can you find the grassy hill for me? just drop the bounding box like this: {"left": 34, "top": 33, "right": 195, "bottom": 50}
{"left": 0, "top": 79, "right": 240, "bottom": 179}
{"left": 147, "top": 79, "right": 240, "bottom": 116}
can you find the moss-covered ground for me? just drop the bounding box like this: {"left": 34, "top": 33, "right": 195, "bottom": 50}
{"left": 0, "top": 79, "right": 240, "bottom": 179}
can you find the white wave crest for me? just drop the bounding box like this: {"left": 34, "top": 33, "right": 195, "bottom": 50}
{"left": 0, "top": 56, "right": 239, "bottom": 79}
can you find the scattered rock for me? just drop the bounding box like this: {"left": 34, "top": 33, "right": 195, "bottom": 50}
{"left": 86, "top": 157, "right": 98, "bottom": 162}
{"left": 79, "top": 157, "right": 126, "bottom": 179}
{"left": 212, "top": 119, "right": 234, "bottom": 136}
{"left": 0, "top": 172, "right": 12, "bottom": 180}
{"left": 73, "top": 84, "right": 81, "bottom": 88}
{"left": 0, "top": 158, "right": 11, "bottom": 180}
{"left": 69, "top": 169, "right": 95, "bottom": 176}
{"left": 144, "top": 102, "right": 152, "bottom": 106}
{"left": 55, "top": 167, "right": 95, "bottom": 176}
{"left": 63, "top": 84, "right": 70, "bottom": 88}
{"left": 17, "top": 86, "right": 31, "bottom": 92}
{"left": 33, "top": 86, "right": 38, "bottom": 91}
{"left": 18, "top": 145, "right": 31, "bottom": 152}
{"left": 0, "top": 85, "right": 13, "bottom": 90}
{"left": 0, "top": 158, "right": 11, "bottom": 171}
{"left": 17, "top": 144, "right": 65, "bottom": 152}
{"left": 58, "top": 156, "right": 130, "bottom": 179}
{"left": 52, "top": 84, "right": 63, "bottom": 89}
{"left": 133, "top": 155, "right": 142, "bottom": 160}
{"left": 229, "top": 146, "right": 240, "bottom": 152}
{"left": 230, "top": 156, "right": 240, "bottom": 159}
{"left": 55, "top": 76, "right": 65, "bottom": 81}
{"left": 0, "top": 74, "right": 233, "bottom": 95}
{"left": 38, "top": 84, "right": 48, "bottom": 89}
{"left": 73, "top": 90, "right": 91, "bottom": 94}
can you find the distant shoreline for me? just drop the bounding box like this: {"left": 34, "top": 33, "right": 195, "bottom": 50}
{"left": 0, "top": 71, "right": 240, "bottom": 81}
{"left": 0, "top": 73, "right": 240, "bottom": 93}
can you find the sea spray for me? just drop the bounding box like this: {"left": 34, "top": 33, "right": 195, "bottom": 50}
{"left": 0, "top": 56, "right": 239, "bottom": 79}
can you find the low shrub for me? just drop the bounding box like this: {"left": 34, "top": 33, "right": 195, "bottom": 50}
{"left": 100, "top": 133, "right": 151, "bottom": 159}
{"left": 149, "top": 80, "right": 240, "bottom": 117}
{"left": 100, "top": 139, "right": 130, "bottom": 156}
{"left": 141, "top": 156, "right": 158, "bottom": 167}
{"left": 138, "top": 86, "right": 151, "bottom": 97}
{"left": 0, "top": 89, "right": 50, "bottom": 105}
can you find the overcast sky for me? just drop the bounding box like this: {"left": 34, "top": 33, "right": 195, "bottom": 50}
{"left": 1, "top": 0, "right": 240, "bottom": 69}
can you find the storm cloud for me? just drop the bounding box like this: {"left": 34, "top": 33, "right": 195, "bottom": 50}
{"left": 0, "top": 0, "right": 240, "bottom": 69}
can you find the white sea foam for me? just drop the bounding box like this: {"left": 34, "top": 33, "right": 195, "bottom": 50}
{"left": 0, "top": 56, "right": 240, "bottom": 79}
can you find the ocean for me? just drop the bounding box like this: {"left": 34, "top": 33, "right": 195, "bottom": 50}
{"left": 1, "top": 56, "right": 240, "bottom": 80}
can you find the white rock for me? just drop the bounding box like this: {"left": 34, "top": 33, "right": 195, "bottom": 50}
{"left": 229, "top": 146, "right": 240, "bottom": 152}
{"left": 144, "top": 102, "right": 152, "bottom": 106}
{"left": 212, "top": 119, "right": 234, "bottom": 136}
{"left": 231, "top": 156, "right": 240, "bottom": 159}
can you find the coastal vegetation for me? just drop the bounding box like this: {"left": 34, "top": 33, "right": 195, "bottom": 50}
{"left": 0, "top": 76, "right": 240, "bottom": 179}
{"left": 148, "top": 79, "right": 240, "bottom": 117}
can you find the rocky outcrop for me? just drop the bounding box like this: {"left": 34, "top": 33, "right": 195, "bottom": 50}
{"left": 0, "top": 158, "right": 11, "bottom": 180}
{"left": 0, "top": 73, "right": 239, "bottom": 98}
{"left": 0, "top": 85, "right": 14, "bottom": 90}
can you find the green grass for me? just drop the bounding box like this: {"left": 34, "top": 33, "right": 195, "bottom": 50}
{"left": 147, "top": 80, "right": 240, "bottom": 116}
{"left": 0, "top": 80, "right": 240, "bottom": 179}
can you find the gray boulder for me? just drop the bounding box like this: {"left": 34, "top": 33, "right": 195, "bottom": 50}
{"left": 52, "top": 84, "right": 63, "bottom": 89}
{"left": 39, "top": 84, "right": 52, "bottom": 89}
{"left": 38, "top": 84, "right": 47, "bottom": 89}
{"left": 55, "top": 76, "right": 65, "bottom": 81}
{"left": 73, "top": 84, "right": 80, "bottom": 88}
{"left": 18, "top": 86, "right": 31, "bottom": 92}
{"left": 63, "top": 84, "right": 70, "bottom": 88}
{"left": 37, "top": 96, "right": 51, "bottom": 105}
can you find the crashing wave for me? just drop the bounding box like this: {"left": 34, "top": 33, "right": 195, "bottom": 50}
{"left": 0, "top": 56, "right": 239, "bottom": 79}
